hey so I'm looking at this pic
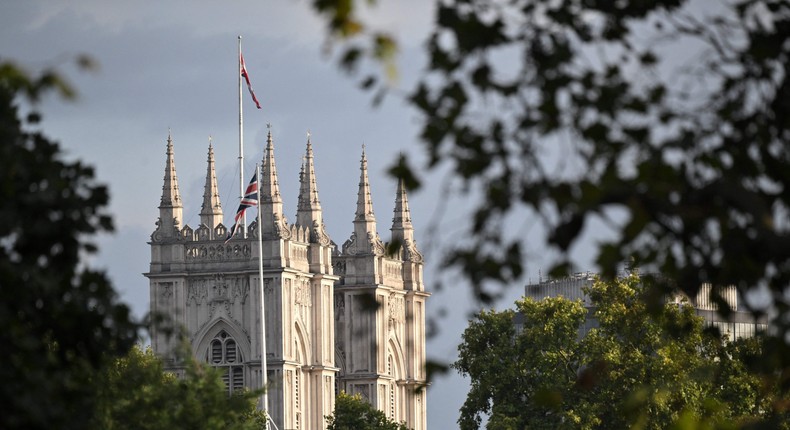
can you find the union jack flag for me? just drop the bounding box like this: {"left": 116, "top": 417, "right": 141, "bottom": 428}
{"left": 240, "top": 53, "right": 262, "bottom": 109}
{"left": 225, "top": 171, "right": 258, "bottom": 242}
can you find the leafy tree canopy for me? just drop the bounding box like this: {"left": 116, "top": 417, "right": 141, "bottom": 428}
{"left": 0, "top": 58, "right": 139, "bottom": 429}
{"left": 327, "top": 391, "right": 411, "bottom": 430}
{"left": 92, "top": 345, "right": 266, "bottom": 430}
{"left": 454, "top": 275, "right": 790, "bottom": 430}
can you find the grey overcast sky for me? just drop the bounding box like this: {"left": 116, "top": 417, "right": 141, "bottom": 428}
{"left": 1, "top": 1, "right": 591, "bottom": 427}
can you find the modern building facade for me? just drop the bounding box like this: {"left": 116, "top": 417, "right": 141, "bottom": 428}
{"left": 145, "top": 132, "right": 428, "bottom": 430}
{"left": 522, "top": 272, "right": 767, "bottom": 340}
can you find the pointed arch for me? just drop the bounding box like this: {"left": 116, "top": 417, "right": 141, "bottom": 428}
{"left": 293, "top": 319, "right": 311, "bottom": 365}
{"left": 387, "top": 336, "right": 406, "bottom": 380}
{"left": 193, "top": 318, "right": 249, "bottom": 395}
{"left": 292, "top": 321, "right": 311, "bottom": 430}
{"left": 192, "top": 318, "right": 251, "bottom": 362}
{"left": 334, "top": 344, "right": 347, "bottom": 397}
{"left": 386, "top": 336, "right": 406, "bottom": 422}
{"left": 214, "top": 223, "right": 227, "bottom": 238}
{"left": 335, "top": 345, "right": 347, "bottom": 377}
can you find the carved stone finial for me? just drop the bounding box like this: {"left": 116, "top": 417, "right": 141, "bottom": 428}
{"left": 296, "top": 132, "right": 330, "bottom": 245}
{"left": 200, "top": 140, "right": 223, "bottom": 230}
{"left": 155, "top": 133, "right": 184, "bottom": 240}
{"left": 259, "top": 128, "right": 288, "bottom": 239}
{"left": 347, "top": 145, "right": 383, "bottom": 254}
{"left": 391, "top": 177, "right": 420, "bottom": 260}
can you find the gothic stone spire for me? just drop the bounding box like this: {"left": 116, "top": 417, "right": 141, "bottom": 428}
{"left": 355, "top": 145, "right": 376, "bottom": 225}
{"left": 297, "top": 156, "right": 306, "bottom": 211}
{"left": 199, "top": 139, "right": 223, "bottom": 229}
{"left": 391, "top": 177, "right": 422, "bottom": 262}
{"left": 391, "top": 177, "right": 414, "bottom": 244}
{"left": 346, "top": 145, "right": 383, "bottom": 254}
{"left": 157, "top": 132, "right": 183, "bottom": 236}
{"left": 296, "top": 133, "right": 330, "bottom": 244}
{"left": 259, "top": 128, "right": 289, "bottom": 238}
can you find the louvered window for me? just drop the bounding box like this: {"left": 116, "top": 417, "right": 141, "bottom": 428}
{"left": 232, "top": 367, "right": 244, "bottom": 392}
{"left": 211, "top": 340, "right": 222, "bottom": 363}
{"left": 387, "top": 352, "right": 397, "bottom": 420}
{"left": 390, "top": 383, "right": 396, "bottom": 419}
{"left": 294, "top": 368, "right": 300, "bottom": 409}
{"left": 294, "top": 369, "right": 301, "bottom": 430}
{"left": 205, "top": 330, "right": 245, "bottom": 395}
{"left": 225, "top": 339, "right": 237, "bottom": 363}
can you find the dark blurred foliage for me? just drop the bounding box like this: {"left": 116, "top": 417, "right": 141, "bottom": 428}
{"left": 310, "top": 0, "right": 790, "bottom": 423}
{"left": 0, "top": 58, "right": 139, "bottom": 429}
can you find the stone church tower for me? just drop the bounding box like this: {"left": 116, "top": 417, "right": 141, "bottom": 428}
{"left": 146, "top": 132, "right": 428, "bottom": 430}
{"left": 334, "top": 147, "right": 429, "bottom": 427}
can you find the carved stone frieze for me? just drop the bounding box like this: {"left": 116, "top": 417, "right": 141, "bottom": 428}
{"left": 295, "top": 279, "right": 312, "bottom": 306}
{"left": 212, "top": 273, "right": 228, "bottom": 300}
{"left": 187, "top": 279, "right": 209, "bottom": 305}
{"left": 264, "top": 278, "right": 274, "bottom": 296}
{"left": 291, "top": 245, "right": 308, "bottom": 262}
{"left": 196, "top": 224, "right": 210, "bottom": 241}
{"left": 333, "top": 260, "right": 346, "bottom": 275}
{"left": 186, "top": 243, "right": 251, "bottom": 261}
{"left": 368, "top": 232, "right": 385, "bottom": 255}
{"left": 388, "top": 293, "right": 404, "bottom": 330}
{"left": 341, "top": 231, "right": 385, "bottom": 256}
{"left": 293, "top": 278, "right": 312, "bottom": 324}
{"left": 385, "top": 261, "right": 400, "bottom": 279}
{"left": 151, "top": 217, "right": 184, "bottom": 243}
{"left": 187, "top": 274, "right": 249, "bottom": 308}
{"left": 341, "top": 232, "right": 357, "bottom": 255}
{"left": 313, "top": 220, "right": 331, "bottom": 246}
{"left": 264, "top": 214, "right": 291, "bottom": 240}
{"left": 358, "top": 385, "right": 370, "bottom": 401}
{"left": 182, "top": 225, "right": 194, "bottom": 241}
{"left": 231, "top": 277, "right": 249, "bottom": 304}
{"left": 402, "top": 239, "right": 424, "bottom": 263}
{"left": 334, "top": 294, "right": 345, "bottom": 319}
{"left": 160, "top": 282, "right": 173, "bottom": 299}
{"left": 208, "top": 299, "right": 231, "bottom": 319}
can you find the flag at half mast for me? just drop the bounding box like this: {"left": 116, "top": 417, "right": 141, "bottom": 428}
{"left": 240, "top": 52, "right": 262, "bottom": 109}
{"left": 226, "top": 171, "right": 258, "bottom": 242}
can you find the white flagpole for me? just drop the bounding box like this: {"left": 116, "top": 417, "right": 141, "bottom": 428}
{"left": 238, "top": 35, "right": 246, "bottom": 238}
{"left": 257, "top": 162, "right": 271, "bottom": 430}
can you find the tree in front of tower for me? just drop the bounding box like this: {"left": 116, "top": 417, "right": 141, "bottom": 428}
{"left": 326, "top": 392, "right": 410, "bottom": 430}
{"left": 454, "top": 275, "right": 790, "bottom": 430}
{"left": 91, "top": 344, "right": 266, "bottom": 430}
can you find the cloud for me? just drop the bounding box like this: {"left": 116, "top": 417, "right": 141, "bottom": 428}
{"left": 20, "top": 0, "right": 328, "bottom": 46}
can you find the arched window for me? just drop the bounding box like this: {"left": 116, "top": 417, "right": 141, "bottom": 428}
{"left": 294, "top": 368, "right": 301, "bottom": 429}
{"left": 387, "top": 352, "right": 397, "bottom": 420}
{"left": 293, "top": 337, "right": 304, "bottom": 430}
{"left": 389, "top": 381, "right": 396, "bottom": 419}
{"left": 335, "top": 346, "right": 346, "bottom": 397}
{"left": 205, "top": 330, "right": 244, "bottom": 394}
